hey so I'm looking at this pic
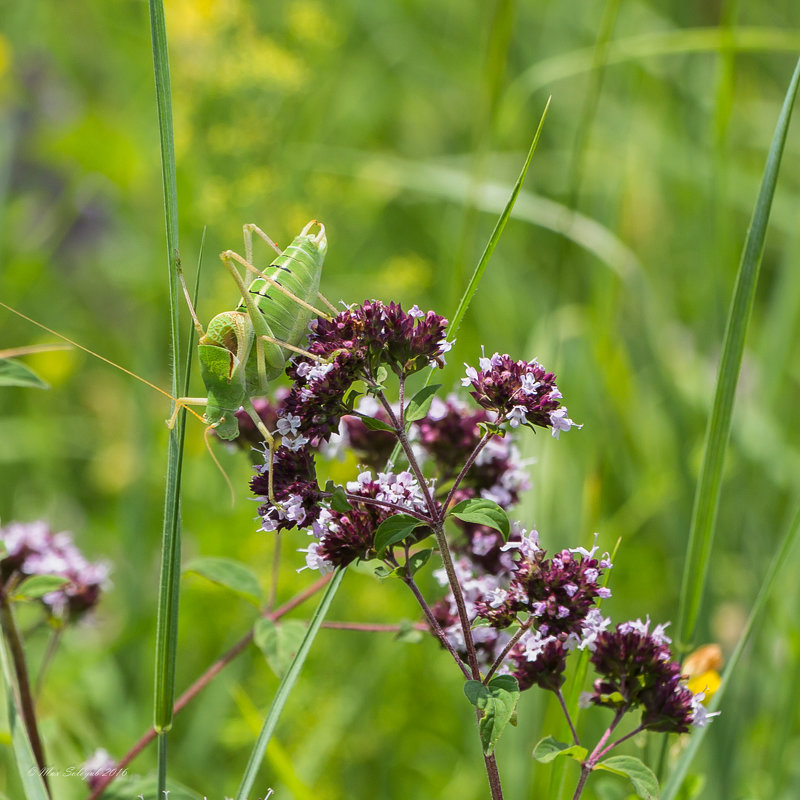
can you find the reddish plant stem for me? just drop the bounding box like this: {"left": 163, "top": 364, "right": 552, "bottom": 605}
{"left": 402, "top": 575, "right": 471, "bottom": 679}
{"left": 484, "top": 617, "right": 533, "bottom": 683}
{"left": 85, "top": 574, "right": 331, "bottom": 800}
{"left": 482, "top": 730, "right": 505, "bottom": 800}
{"left": 0, "top": 589, "right": 51, "bottom": 797}
{"left": 339, "top": 492, "right": 434, "bottom": 524}
{"left": 571, "top": 708, "right": 626, "bottom": 800}
{"left": 320, "top": 620, "right": 426, "bottom": 632}
{"left": 595, "top": 723, "right": 644, "bottom": 761}
{"left": 555, "top": 688, "right": 580, "bottom": 745}
{"left": 442, "top": 430, "right": 494, "bottom": 511}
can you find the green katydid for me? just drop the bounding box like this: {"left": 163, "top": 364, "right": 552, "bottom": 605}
{"left": 1, "top": 221, "right": 336, "bottom": 496}
{"left": 170, "top": 219, "right": 335, "bottom": 498}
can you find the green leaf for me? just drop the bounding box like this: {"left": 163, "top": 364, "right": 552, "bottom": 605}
{"left": 329, "top": 484, "right": 352, "bottom": 512}
{"left": 375, "top": 365, "right": 389, "bottom": 384}
{"left": 360, "top": 415, "right": 396, "bottom": 433}
{"left": 183, "top": 557, "right": 262, "bottom": 606}
{"left": 374, "top": 513, "right": 426, "bottom": 556}
{"left": 676, "top": 55, "right": 800, "bottom": 646}
{"left": 0, "top": 358, "right": 49, "bottom": 389}
{"left": 236, "top": 568, "right": 345, "bottom": 800}
{"left": 463, "top": 675, "right": 520, "bottom": 755}
{"left": 595, "top": 755, "right": 660, "bottom": 800}
{"left": 343, "top": 387, "right": 363, "bottom": 410}
{"left": 532, "top": 735, "right": 588, "bottom": 764}
{"left": 405, "top": 548, "right": 432, "bottom": 577}
{"left": 14, "top": 575, "right": 70, "bottom": 600}
{"left": 253, "top": 618, "right": 308, "bottom": 678}
{"left": 374, "top": 565, "right": 393, "bottom": 578}
{"left": 449, "top": 498, "right": 511, "bottom": 539}
{"left": 405, "top": 384, "right": 442, "bottom": 422}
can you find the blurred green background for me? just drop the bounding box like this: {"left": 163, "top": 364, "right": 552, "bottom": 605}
{"left": 2, "top": 0, "right": 800, "bottom": 798}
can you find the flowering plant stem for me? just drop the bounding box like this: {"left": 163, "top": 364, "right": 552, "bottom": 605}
{"left": 369, "top": 384, "right": 506, "bottom": 798}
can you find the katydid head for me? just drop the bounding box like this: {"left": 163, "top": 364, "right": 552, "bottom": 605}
{"left": 198, "top": 340, "right": 248, "bottom": 440}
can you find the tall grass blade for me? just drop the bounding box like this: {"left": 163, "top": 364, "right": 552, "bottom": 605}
{"left": 663, "top": 505, "right": 800, "bottom": 799}
{"left": 676, "top": 55, "right": 800, "bottom": 647}
{"left": 148, "top": 6, "right": 185, "bottom": 800}
{"left": 514, "top": 28, "right": 800, "bottom": 95}
{"left": 0, "top": 628, "right": 50, "bottom": 800}
{"left": 235, "top": 568, "right": 346, "bottom": 800}
{"left": 448, "top": 98, "right": 550, "bottom": 341}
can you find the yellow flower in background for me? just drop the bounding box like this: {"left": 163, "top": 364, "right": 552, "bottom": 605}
{"left": 683, "top": 643, "right": 723, "bottom": 702}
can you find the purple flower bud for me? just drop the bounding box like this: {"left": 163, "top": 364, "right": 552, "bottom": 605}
{"left": 0, "top": 521, "right": 110, "bottom": 619}
{"left": 461, "top": 352, "right": 581, "bottom": 436}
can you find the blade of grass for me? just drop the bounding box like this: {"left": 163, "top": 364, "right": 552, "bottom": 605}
{"left": 148, "top": 3, "right": 185, "bottom": 799}
{"left": 0, "top": 621, "right": 50, "bottom": 800}
{"left": 676, "top": 54, "right": 800, "bottom": 648}
{"left": 662, "top": 504, "right": 800, "bottom": 800}
{"left": 235, "top": 567, "right": 346, "bottom": 800}
{"left": 448, "top": 97, "right": 550, "bottom": 342}
{"left": 513, "top": 27, "right": 800, "bottom": 96}
{"left": 384, "top": 101, "right": 551, "bottom": 473}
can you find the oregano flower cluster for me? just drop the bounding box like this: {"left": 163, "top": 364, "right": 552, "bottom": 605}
{"left": 0, "top": 520, "right": 109, "bottom": 619}
{"left": 239, "top": 298, "right": 715, "bottom": 798}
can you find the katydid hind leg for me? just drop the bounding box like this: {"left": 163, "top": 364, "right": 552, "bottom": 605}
{"left": 222, "top": 249, "right": 329, "bottom": 321}
{"left": 243, "top": 223, "right": 282, "bottom": 264}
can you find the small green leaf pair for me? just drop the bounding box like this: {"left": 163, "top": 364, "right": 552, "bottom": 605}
{"left": 534, "top": 736, "right": 660, "bottom": 799}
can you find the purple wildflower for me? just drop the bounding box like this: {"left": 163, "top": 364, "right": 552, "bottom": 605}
{"left": 588, "top": 618, "right": 715, "bottom": 733}
{"left": 281, "top": 301, "right": 449, "bottom": 446}
{"left": 299, "top": 470, "right": 433, "bottom": 572}
{"left": 461, "top": 352, "right": 581, "bottom": 437}
{"left": 0, "top": 521, "right": 110, "bottom": 618}
{"left": 251, "top": 445, "right": 323, "bottom": 533}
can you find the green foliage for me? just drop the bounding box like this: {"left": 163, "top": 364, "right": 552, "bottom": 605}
{"left": 374, "top": 513, "right": 427, "bottom": 556}
{"left": 183, "top": 557, "right": 262, "bottom": 606}
{"left": 595, "top": 756, "right": 660, "bottom": 800}
{"left": 0, "top": 359, "right": 49, "bottom": 390}
{"left": 448, "top": 498, "right": 511, "bottom": 539}
{"left": 464, "top": 675, "right": 520, "bottom": 756}
{"left": 254, "top": 618, "right": 308, "bottom": 678}
{"left": 404, "top": 384, "right": 442, "bottom": 422}
{"left": 533, "top": 735, "right": 588, "bottom": 764}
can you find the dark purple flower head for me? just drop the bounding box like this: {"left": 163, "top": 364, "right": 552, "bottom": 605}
{"left": 282, "top": 352, "right": 363, "bottom": 445}
{"left": 280, "top": 302, "right": 449, "bottom": 447}
{"left": 461, "top": 352, "right": 580, "bottom": 437}
{"left": 252, "top": 445, "right": 323, "bottom": 533}
{"left": 306, "top": 301, "right": 449, "bottom": 377}
{"left": 298, "top": 470, "right": 432, "bottom": 572}
{"left": 509, "top": 634, "right": 568, "bottom": 692}
{"left": 510, "top": 543, "right": 612, "bottom": 637}
{"left": 588, "top": 618, "right": 711, "bottom": 733}
{"left": 0, "top": 521, "right": 110, "bottom": 619}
